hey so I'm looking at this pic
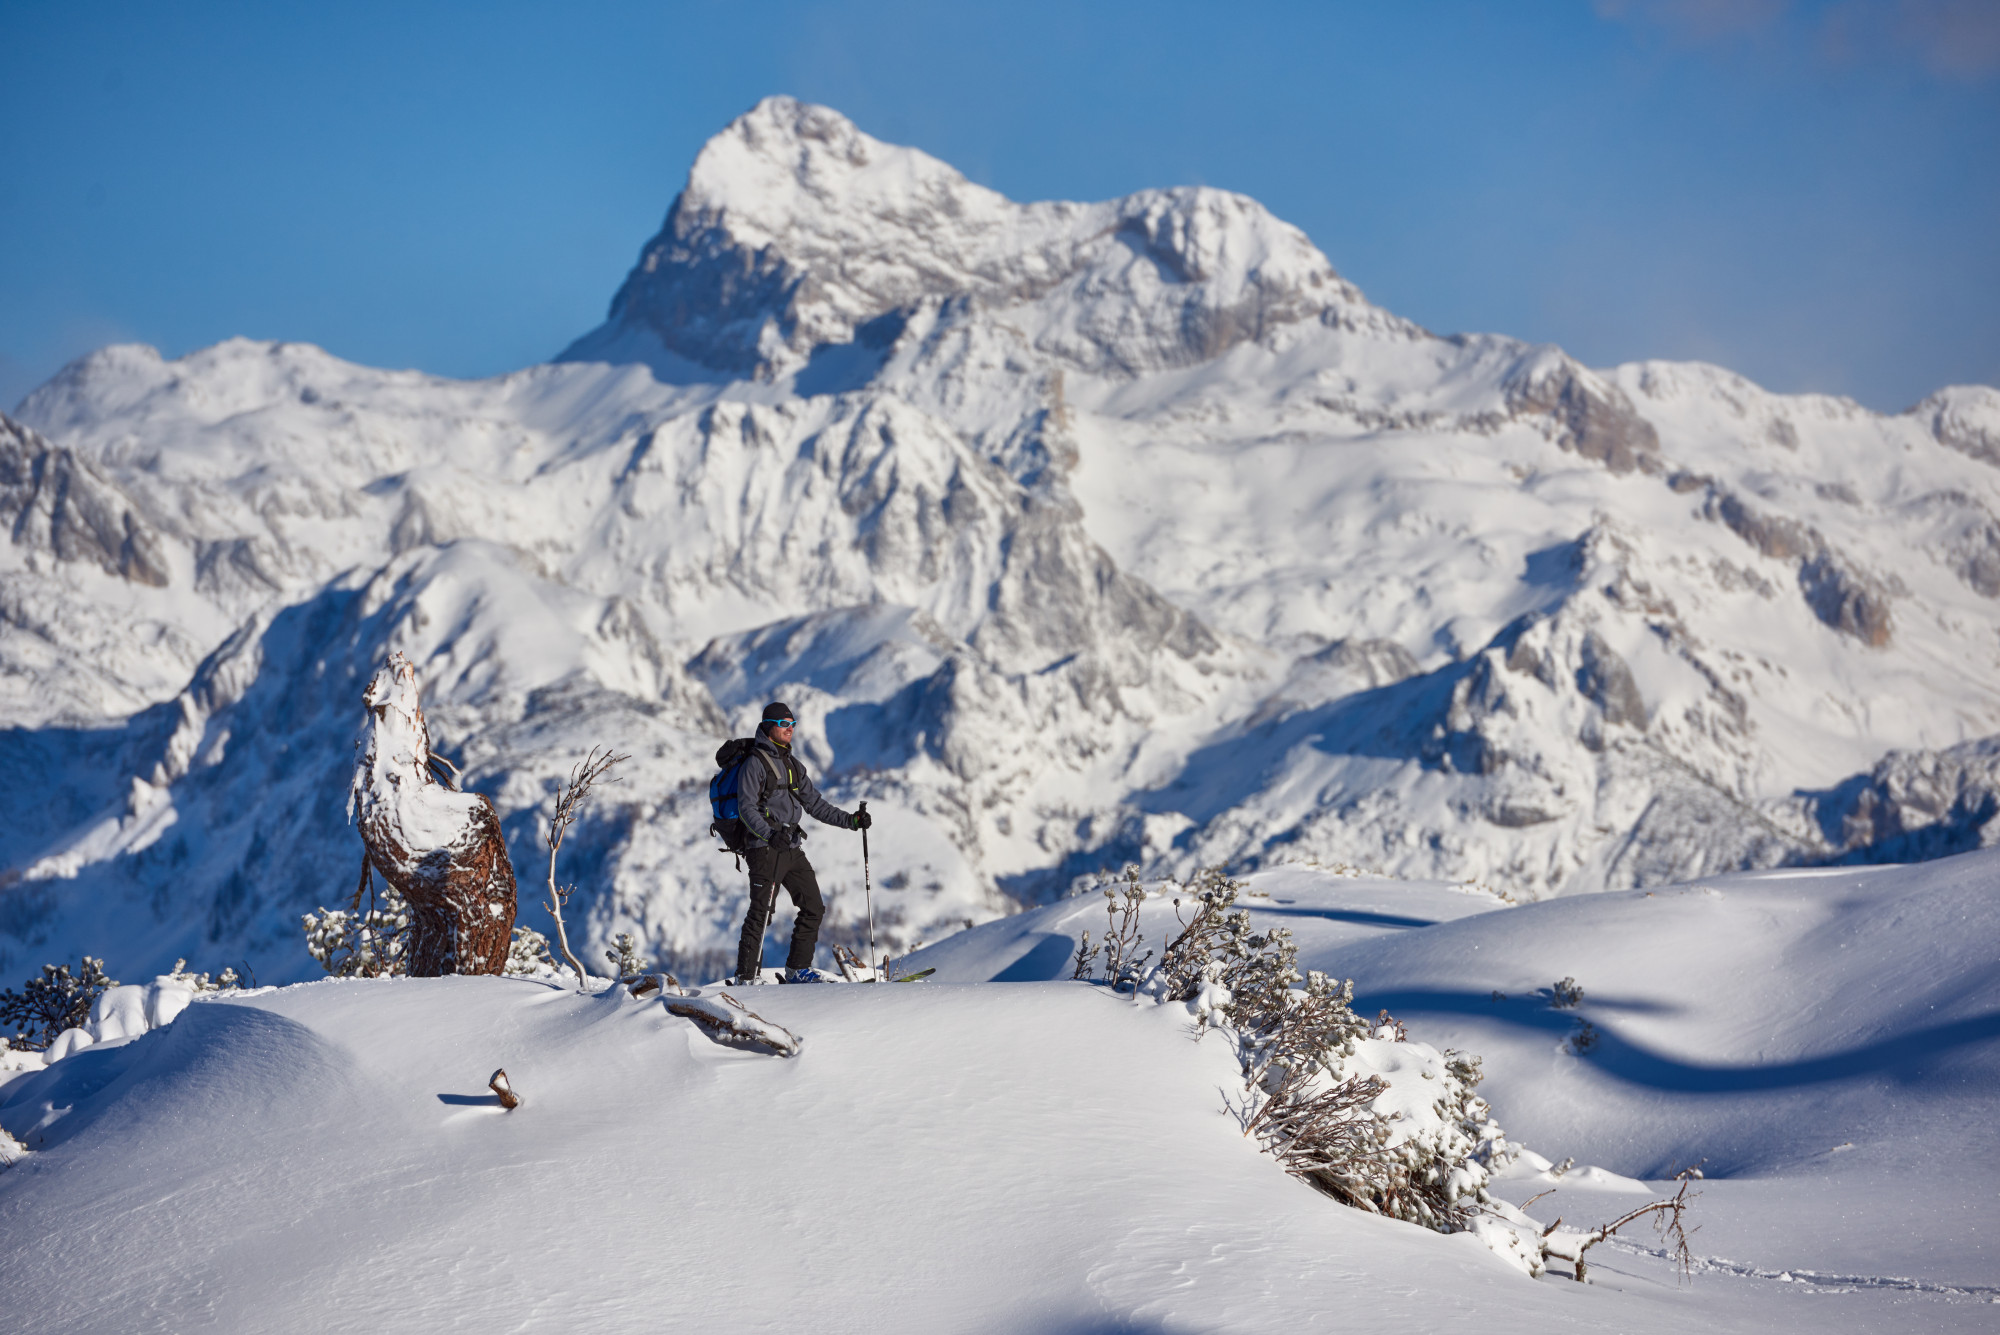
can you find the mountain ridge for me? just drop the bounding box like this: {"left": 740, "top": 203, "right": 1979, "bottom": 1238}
{"left": 5, "top": 97, "right": 2000, "bottom": 982}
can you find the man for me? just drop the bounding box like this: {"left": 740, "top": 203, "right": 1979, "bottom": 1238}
{"left": 730, "top": 701, "right": 871, "bottom": 985}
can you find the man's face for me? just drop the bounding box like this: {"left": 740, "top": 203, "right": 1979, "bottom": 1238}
{"left": 770, "top": 718, "right": 796, "bottom": 745}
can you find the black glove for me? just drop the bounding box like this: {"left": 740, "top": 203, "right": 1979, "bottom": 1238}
{"left": 852, "top": 809, "right": 872, "bottom": 831}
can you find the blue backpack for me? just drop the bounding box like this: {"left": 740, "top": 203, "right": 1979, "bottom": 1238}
{"left": 709, "top": 738, "right": 791, "bottom": 852}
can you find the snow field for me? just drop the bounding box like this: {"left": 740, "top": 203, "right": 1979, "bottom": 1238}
{"left": 2, "top": 974, "right": 1664, "bottom": 1334}
{"left": 2, "top": 849, "right": 1994, "bottom": 1329}
{"left": 898, "top": 849, "right": 2000, "bottom": 1323}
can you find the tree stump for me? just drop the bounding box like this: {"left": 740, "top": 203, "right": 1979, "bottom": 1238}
{"left": 351, "top": 653, "right": 517, "bottom": 975}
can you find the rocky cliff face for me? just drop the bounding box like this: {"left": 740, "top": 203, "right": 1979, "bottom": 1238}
{"left": 6, "top": 97, "right": 2000, "bottom": 982}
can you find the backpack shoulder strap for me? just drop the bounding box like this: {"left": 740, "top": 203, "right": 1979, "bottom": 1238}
{"left": 753, "top": 750, "right": 792, "bottom": 791}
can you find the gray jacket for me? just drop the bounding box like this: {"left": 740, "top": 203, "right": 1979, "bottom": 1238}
{"left": 737, "top": 735, "right": 854, "bottom": 849}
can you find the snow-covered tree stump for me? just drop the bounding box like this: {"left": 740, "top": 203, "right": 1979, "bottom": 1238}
{"left": 351, "top": 653, "right": 517, "bottom": 975}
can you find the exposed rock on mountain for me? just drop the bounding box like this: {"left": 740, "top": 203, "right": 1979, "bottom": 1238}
{"left": 1916, "top": 384, "right": 2000, "bottom": 467}
{"left": 1501, "top": 349, "right": 1659, "bottom": 475}
{"left": 2, "top": 416, "right": 168, "bottom": 587}
{"left": 5, "top": 96, "right": 1999, "bottom": 983}
{"left": 1704, "top": 487, "right": 1896, "bottom": 645}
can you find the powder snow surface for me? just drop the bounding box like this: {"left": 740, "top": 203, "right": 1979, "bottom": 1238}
{"left": 3, "top": 852, "right": 1996, "bottom": 1331}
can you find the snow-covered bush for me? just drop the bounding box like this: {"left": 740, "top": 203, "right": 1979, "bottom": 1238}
{"left": 505, "top": 927, "right": 561, "bottom": 978}
{"left": 3, "top": 965, "right": 251, "bottom": 1073}
{"left": 308, "top": 869, "right": 569, "bottom": 984}
{"left": 1099, "top": 867, "right": 1154, "bottom": 989}
{"left": 1, "top": 956, "right": 117, "bottom": 1051}
{"left": 302, "top": 871, "right": 412, "bottom": 977}
{"left": 163, "top": 959, "right": 247, "bottom": 992}
{"left": 1143, "top": 869, "right": 1515, "bottom": 1231}
{"left": 306, "top": 871, "right": 578, "bottom": 987}
{"left": 1087, "top": 866, "right": 1695, "bottom": 1279}
{"left": 603, "top": 932, "right": 651, "bottom": 980}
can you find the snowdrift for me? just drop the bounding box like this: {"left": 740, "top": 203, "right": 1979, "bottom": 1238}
{"left": 4, "top": 852, "right": 1996, "bottom": 1331}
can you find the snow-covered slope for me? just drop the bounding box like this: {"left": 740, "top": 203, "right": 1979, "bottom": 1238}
{"left": 6, "top": 95, "right": 2000, "bottom": 985}
{"left": 3, "top": 852, "right": 1995, "bottom": 1331}
{"left": 904, "top": 848, "right": 2000, "bottom": 1311}
{"left": 0, "top": 977, "right": 1685, "bottom": 1334}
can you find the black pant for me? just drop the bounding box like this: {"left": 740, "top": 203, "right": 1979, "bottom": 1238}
{"left": 736, "top": 844, "right": 826, "bottom": 977}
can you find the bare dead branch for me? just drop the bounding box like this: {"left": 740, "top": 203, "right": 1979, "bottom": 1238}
{"left": 664, "top": 991, "right": 803, "bottom": 1057}
{"left": 542, "top": 746, "right": 630, "bottom": 989}
{"left": 1069, "top": 928, "right": 1098, "bottom": 981}
{"left": 833, "top": 943, "right": 867, "bottom": 982}
{"left": 1556, "top": 1168, "right": 1703, "bottom": 1283}
{"left": 1098, "top": 867, "right": 1151, "bottom": 990}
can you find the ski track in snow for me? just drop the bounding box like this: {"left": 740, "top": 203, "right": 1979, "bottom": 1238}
{"left": 1600, "top": 1237, "right": 2000, "bottom": 1301}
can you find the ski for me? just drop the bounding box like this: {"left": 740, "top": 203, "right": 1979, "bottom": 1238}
{"left": 893, "top": 967, "right": 936, "bottom": 983}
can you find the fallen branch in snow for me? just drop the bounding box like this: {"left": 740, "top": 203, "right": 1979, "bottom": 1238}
{"left": 488, "top": 1068, "right": 521, "bottom": 1110}
{"left": 542, "top": 746, "right": 629, "bottom": 990}
{"left": 663, "top": 992, "right": 803, "bottom": 1058}
{"left": 1542, "top": 1168, "right": 1702, "bottom": 1283}
{"left": 833, "top": 943, "right": 867, "bottom": 982}
{"left": 627, "top": 971, "right": 684, "bottom": 998}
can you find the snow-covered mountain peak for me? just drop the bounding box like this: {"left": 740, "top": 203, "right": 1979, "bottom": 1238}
{"left": 1912, "top": 383, "right": 2000, "bottom": 467}
{"left": 562, "top": 96, "right": 1405, "bottom": 382}
{"left": 8, "top": 97, "right": 2000, "bottom": 988}
{"left": 680, "top": 95, "right": 1015, "bottom": 255}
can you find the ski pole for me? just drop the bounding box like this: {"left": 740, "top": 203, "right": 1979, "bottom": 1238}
{"left": 859, "top": 799, "right": 878, "bottom": 982}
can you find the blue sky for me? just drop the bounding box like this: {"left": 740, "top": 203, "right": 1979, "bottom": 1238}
{"left": 2, "top": 0, "right": 1995, "bottom": 413}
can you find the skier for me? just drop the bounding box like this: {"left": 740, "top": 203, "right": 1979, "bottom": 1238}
{"left": 726, "top": 702, "right": 871, "bottom": 985}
